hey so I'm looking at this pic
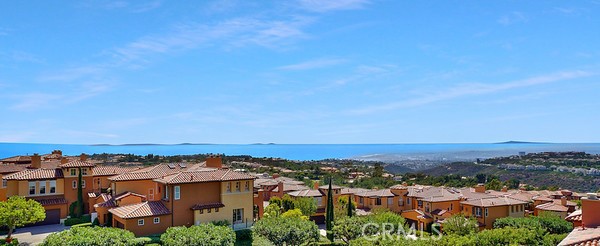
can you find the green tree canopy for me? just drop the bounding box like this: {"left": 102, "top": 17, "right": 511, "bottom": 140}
{"left": 41, "top": 226, "right": 136, "bottom": 246}
{"left": 0, "top": 196, "right": 46, "bottom": 240}
{"left": 252, "top": 217, "right": 319, "bottom": 246}
{"left": 161, "top": 224, "right": 235, "bottom": 246}
{"left": 442, "top": 214, "right": 478, "bottom": 236}
{"left": 293, "top": 197, "right": 317, "bottom": 217}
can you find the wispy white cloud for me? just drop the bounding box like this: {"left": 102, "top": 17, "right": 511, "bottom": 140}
{"left": 111, "top": 16, "right": 313, "bottom": 66}
{"left": 347, "top": 70, "right": 594, "bottom": 115}
{"left": 38, "top": 66, "right": 105, "bottom": 82}
{"left": 497, "top": 11, "right": 528, "bottom": 25}
{"left": 8, "top": 81, "right": 115, "bottom": 111}
{"left": 132, "top": 0, "right": 161, "bottom": 13}
{"left": 297, "top": 0, "right": 370, "bottom": 12}
{"left": 278, "top": 58, "right": 347, "bottom": 70}
{"left": 9, "top": 93, "right": 62, "bottom": 111}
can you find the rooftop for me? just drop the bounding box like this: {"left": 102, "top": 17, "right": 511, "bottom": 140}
{"left": 153, "top": 169, "right": 255, "bottom": 184}
{"left": 3, "top": 169, "right": 64, "bottom": 180}
{"left": 109, "top": 201, "right": 171, "bottom": 219}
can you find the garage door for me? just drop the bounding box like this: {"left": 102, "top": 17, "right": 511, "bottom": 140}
{"left": 33, "top": 209, "right": 61, "bottom": 226}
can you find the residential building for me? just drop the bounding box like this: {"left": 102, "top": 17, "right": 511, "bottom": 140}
{"left": 558, "top": 193, "right": 600, "bottom": 245}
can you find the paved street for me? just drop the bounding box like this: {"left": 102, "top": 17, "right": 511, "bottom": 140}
{"left": 2, "top": 224, "right": 69, "bottom": 246}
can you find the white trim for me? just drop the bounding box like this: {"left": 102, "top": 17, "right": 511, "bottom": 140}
{"left": 138, "top": 219, "right": 144, "bottom": 226}
{"left": 153, "top": 217, "right": 160, "bottom": 224}
{"left": 174, "top": 186, "right": 180, "bottom": 200}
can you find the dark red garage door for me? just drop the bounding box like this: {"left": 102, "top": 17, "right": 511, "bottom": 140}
{"left": 33, "top": 209, "right": 60, "bottom": 226}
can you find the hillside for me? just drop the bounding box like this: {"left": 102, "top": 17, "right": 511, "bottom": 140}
{"left": 423, "top": 162, "right": 600, "bottom": 192}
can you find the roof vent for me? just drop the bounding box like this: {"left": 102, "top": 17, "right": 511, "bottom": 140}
{"left": 167, "top": 163, "right": 176, "bottom": 169}
{"left": 179, "top": 163, "right": 187, "bottom": 168}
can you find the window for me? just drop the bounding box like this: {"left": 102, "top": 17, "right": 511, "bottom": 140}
{"left": 418, "top": 200, "right": 423, "bottom": 207}
{"left": 359, "top": 197, "right": 364, "bottom": 204}
{"left": 244, "top": 181, "right": 249, "bottom": 191}
{"left": 199, "top": 209, "right": 204, "bottom": 214}
{"left": 81, "top": 180, "right": 86, "bottom": 188}
{"left": 215, "top": 208, "right": 219, "bottom": 212}
{"left": 375, "top": 198, "right": 382, "bottom": 206}
{"left": 164, "top": 186, "right": 169, "bottom": 199}
{"left": 475, "top": 207, "right": 482, "bottom": 217}
{"left": 49, "top": 180, "right": 56, "bottom": 193}
{"left": 207, "top": 208, "right": 211, "bottom": 213}
{"left": 226, "top": 182, "right": 231, "bottom": 192}
{"left": 387, "top": 198, "right": 393, "bottom": 206}
{"left": 235, "top": 182, "right": 240, "bottom": 192}
{"left": 72, "top": 180, "right": 77, "bottom": 189}
{"left": 484, "top": 208, "right": 489, "bottom": 217}
{"left": 316, "top": 197, "right": 322, "bottom": 206}
{"left": 407, "top": 198, "right": 411, "bottom": 205}
{"left": 398, "top": 198, "right": 404, "bottom": 206}
{"left": 174, "top": 186, "right": 180, "bottom": 200}
{"left": 138, "top": 219, "right": 144, "bottom": 226}
{"left": 153, "top": 217, "right": 160, "bottom": 224}
{"left": 29, "top": 181, "right": 36, "bottom": 195}
{"left": 39, "top": 182, "right": 46, "bottom": 194}
{"left": 233, "top": 208, "right": 244, "bottom": 224}
{"left": 82, "top": 168, "right": 88, "bottom": 175}
{"left": 511, "top": 206, "right": 514, "bottom": 213}
{"left": 2, "top": 179, "right": 6, "bottom": 188}
{"left": 70, "top": 168, "right": 76, "bottom": 176}
{"left": 450, "top": 203, "right": 453, "bottom": 211}
{"left": 425, "top": 203, "right": 430, "bottom": 213}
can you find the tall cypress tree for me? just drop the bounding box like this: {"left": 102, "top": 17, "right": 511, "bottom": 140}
{"left": 77, "top": 167, "right": 84, "bottom": 217}
{"left": 347, "top": 194, "right": 353, "bottom": 217}
{"left": 325, "top": 177, "right": 334, "bottom": 242}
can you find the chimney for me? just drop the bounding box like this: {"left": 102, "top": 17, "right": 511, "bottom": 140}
{"left": 272, "top": 173, "right": 280, "bottom": 179}
{"left": 80, "top": 153, "right": 87, "bottom": 161}
{"left": 52, "top": 150, "right": 63, "bottom": 156}
{"left": 277, "top": 182, "right": 284, "bottom": 196}
{"left": 31, "top": 153, "right": 41, "bottom": 169}
{"left": 60, "top": 158, "right": 68, "bottom": 164}
{"left": 313, "top": 181, "right": 320, "bottom": 190}
{"left": 561, "top": 196, "right": 567, "bottom": 206}
{"left": 205, "top": 155, "right": 222, "bottom": 169}
{"left": 474, "top": 184, "right": 486, "bottom": 193}
{"left": 501, "top": 186, "right": 508, "bottom": 192}
{"left": 582, "top": 193, "right": 600, "bottom": 228}
{"left": 402, "top": 182, "right": 408, "bottom": 186}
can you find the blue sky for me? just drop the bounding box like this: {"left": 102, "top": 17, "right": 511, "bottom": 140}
{"left": 1, "top": 0, "right": 599, "bottom": 144}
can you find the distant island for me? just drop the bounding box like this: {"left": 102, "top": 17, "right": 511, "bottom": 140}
{"left": 495, "top": 141, "right": 550, "bottom": 144}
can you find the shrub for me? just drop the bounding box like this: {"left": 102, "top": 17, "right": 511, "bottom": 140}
{"left": 251, "top": 236, "right": 274, "bottom": 246}
{"left": 146, "top": 234, "right": 162, "bottom": 244}
{"left": 81, "top": 214, "right": 91, "bottom": 222}
{"left": 535, "top": 212, "right": 573, "bottom": 234}
{"left": 236, "top": 229, "right": 252, "bottom": 241}
{"left": 71, "top": 222, "right": 92, "bottom": 228}
{"left": 128, "top": 237, "right": 152, "bottom": 246}
{"left": 211, "top": 220, "right": 231, "bottom": 227}
{"left": 333, "top": 216, "right": 375, "bottom": 244}
{"left": 0, "top": 238, "right": 19, "bottom": 246}
{"left": 64, "top": 217, "right": 86, "bottom": 226}
{"left": 161, "top": 224, "right": 235, "bottom": 246}
{"left": 443, "top": 214, "right": 478, "bottom": 236}
{"left": 41, "top": 226, "right": 136, "bottom": 246}
{"left": 92, "top": 218, "right": 100, "bottom": 226}
{"left": 253, "top": 217, "right": 319, "bottom": 246}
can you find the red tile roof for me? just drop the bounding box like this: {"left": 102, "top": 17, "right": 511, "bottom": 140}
{"left": 0, "top": 164, "right": 27, "bottom": 174}
{"left": 191, "top": 202, "right": 225, "bottom": 210}
{"left": 566, "top": 210, "right": 583, "bottom": 222}
{"left": 461, "top": 196, "right": 529, "bottom": 207}
{"left": 559, "top": 227, "right": 600, "bottom": 246}
{"left": 114, "top": 191, "right": 146, "bottom": 201}
{"left": 95, "top": 194, "right": 116, "bottom": 208}
{"left": 108, "top": 163, "right": 205, "bottom": 181}
{"left": 109, "top": 201, "right": 171, "bottom": 219}
{"left": 153, "top": 169, "right": 255, "bottom": 184}
{"left": 33, "top": 197, "right": 68, "bottom": 206}
{"left": 93, "top": 166, "right": 140, "bottom": 176}
{"left": 536, "top": 202, "right": 569, "bottom": 212}
{"left": 4, "top": 169, "right": 64, "bottom": 180}
{"left": 0, "top": 155, "right": 32, "bottom": 163}
{"left": 287, "top": 189, "right": 324, "bottom": 197}
{"left": 59, "top": 160, "right": 95, "bottom": 168}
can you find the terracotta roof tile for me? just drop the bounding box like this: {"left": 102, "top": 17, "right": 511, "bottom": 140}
{"left": 33, "top": 197, "right": 68, "bottom": 206}
{"left": 93, "top": 166, "right": 141, "bottom": 176}
{"left": 287, "top": 189, "right": 324, "bottom": 197}
{"left": 559, "top": 227, "right": 600, "bottom": 246}
{"left": 461, "top": 196, "right": 529, "bottom": 207}
{"left": 191, "top": 202, "right": 225, "bottom": 210}
{"left": 0, "top": 164, "right": 27, "bottom": 174}
{"left": 109, "top": 201, "right": 170, "bottom": 219}
{"left": 4, "top": 169, "right": 63, "bottom": 180}
{"left": 566, "top": 210, "right": 583, "bottom": 222}
{"left": 356, "top": 189, "right": 395, "bottom": 198}
{"left": 59, "top": 160, "right": 95, "bottom": 168}
{"left": 536, "top": 202, "right": 569, "bottom": 212}
{"left": 109, "top": 163, "right": 205, "bottom": 181}
{"left": 153, "top": 169, "right": 255, "bottom": 184}
{"left": 0, "top": 155, "right": 32, "bottom": 163}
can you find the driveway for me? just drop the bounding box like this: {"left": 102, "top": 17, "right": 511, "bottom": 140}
{"left": 2, "top": 224, "right": 70, "bottom": 246}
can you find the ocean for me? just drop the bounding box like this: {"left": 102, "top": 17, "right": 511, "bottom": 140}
{"left": 2, "top": 142, "right": 600, "bottom": 162}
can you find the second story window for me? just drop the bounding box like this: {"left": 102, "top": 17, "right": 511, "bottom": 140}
{"left": 70, "top": 168, "right": 76, "bottom": 176}
{"left": 485, "top": 208, "right": 489, "bottom": 217}
{"left": 235, "top": 182, "right": 240, "bottom": 192}
{"left": 226, "top": 182, "right": 231, "bottom": 192}
{"left": 475, "top": 207, "right": 482, "bottom": 217}
{"left": 82, "top": 180, "right": 86, "bottom": 188}
{"left": 244, "top": 181, "right": 249, "bottom": 191}
{"left": 1, "top": 179, "right": 6, "bottom": 188}
{"left": 450, "top": 203, "right": 453, "bottom": 211}
{"left": 82, "top": 168, "right": 88, "bottom": 175}
{"left": 29, "top": 181, "right": 36, "bottom": 195}
{"left": 39, "top": 182, "right": 46, "bottom": 194}
{"left": 316, "top": 197, "right": 322, "bottom": 206}
{"left": 72, "top": 180, "right": 77, "bottom": 189}
{"left": 174, "top": 186, "right": 180, "bottom": 200}
{"left": 49, "top": 180, "right": 56, "bottom": 193}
